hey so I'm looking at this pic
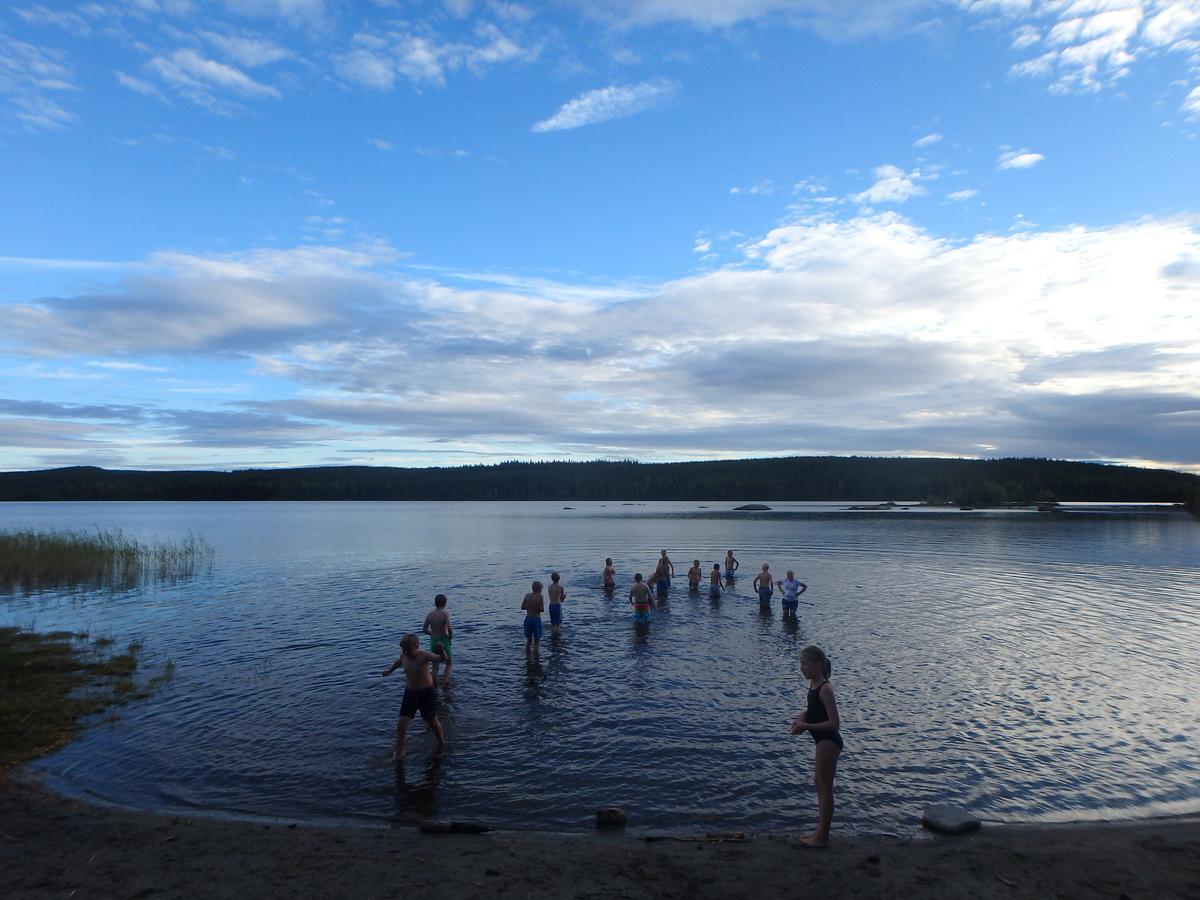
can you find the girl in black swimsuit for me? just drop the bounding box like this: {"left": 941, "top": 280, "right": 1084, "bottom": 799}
{"left": 789, "top": 644, "right": 842, "bottom": 847}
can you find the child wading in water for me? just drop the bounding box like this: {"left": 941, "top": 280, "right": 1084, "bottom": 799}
{"left": 422, "top": 593, "right": 453, "bottom": 686}
{"left": 547, "top": 572, "right": 566, "bottom": 635}
{"left": 382, "top": 633, "right": 447, "bottom": 762}
{"left": 521, "top": 581, "right": 545, "bottom": 652}
{"left": 789, "top": 644, "right": 842, "bottom": 847}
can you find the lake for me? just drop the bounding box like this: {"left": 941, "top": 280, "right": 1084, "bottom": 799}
{"left": 2, "top": 500, "right": 1198, "bottom": 835}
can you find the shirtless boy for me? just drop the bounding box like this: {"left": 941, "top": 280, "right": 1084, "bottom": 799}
{"left": 709, "top": 563, "right": 723, "bottom": 598}
{"left": 521, "top": 581, "right": 545, "bottom": 652}
{"left": 382, "top": 633, "right": 447, "bottom": 762}
{"left": 687, "top": 560, "right": 703, "bottom": 591}
{"left": 422, "top": 593, "right": 453, "bottom": 686}
{"left": 629, "top": 573, "right": 653, "bottom": 622}
{"left": 547, "top": 572, "right": 566, "bottom": 635}
{"left": 754, "top": 563, "right": 775, "bottom": 608}
{"left": 656, "top": 550, "right": 675, "bottom": 587}
{"left": 602, "top": 558, "right": 616, "bottom": 591}
{"left": 724, "top": 550, "right": 740, "bottom": 578}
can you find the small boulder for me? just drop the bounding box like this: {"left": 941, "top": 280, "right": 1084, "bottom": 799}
{"left": 733, "top": 503, "right": 771, "bottom": 511}
{"left": 596, "top": 807, "right": 626, "bottom": 828}
{"left": 922, "top": 804, "right": 980, "bottom": 835}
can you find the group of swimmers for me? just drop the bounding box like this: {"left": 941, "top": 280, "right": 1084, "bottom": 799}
{"left": 597, "top": 550, "right": 810, "bottom": 624}
{"left": 382, "top": 555, "right": 842, "bottom": 847}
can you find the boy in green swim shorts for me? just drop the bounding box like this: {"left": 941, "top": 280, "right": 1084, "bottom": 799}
{"left": 422, "top": 593, "right": 453, "bottom": 687}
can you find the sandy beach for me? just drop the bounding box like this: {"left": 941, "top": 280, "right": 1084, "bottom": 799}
{"left": 2, "top": 773, "right": 1197, "bottom": 899}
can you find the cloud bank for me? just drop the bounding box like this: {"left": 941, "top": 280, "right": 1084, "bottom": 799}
{"left": 3, "top": 215, "right": 1198, "bottom": 470}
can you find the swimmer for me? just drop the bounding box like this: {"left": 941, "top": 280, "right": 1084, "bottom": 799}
{"left": 602, "top": 557, "right": 616, "bottom": 591}
{"left": 754, "top": 563, "right": 774, "bottom": 607}
{"left": 709, "top": 563, "right": 723, "bottom": 598}
{"left": 776, "top": 570, "right": 808, "bottom": 621}
{"left": 789, "top": 645, "right": 843, "bottom": 847}
{"left": 382, "top": 633, "right": 447, "bottom": 762}
{"left": 521, "top": 581, "right": 545, "bottom": 653}
{"left": 629, "top": 573, "right": 653, "bottom": 622}
{"left": 687, "top": 559, "right": 702, "bottom": 591}
{"left": 422, "top": 593, "right": 453, "bottom": 687}
{"left": 547, "top": 571, "right": 566, "bottom": 634}
{"left": 655, "top": 550, "right": 675, "bottom": 588}
{"left": 724, "top": 550, "right": 740, "bottom": 578}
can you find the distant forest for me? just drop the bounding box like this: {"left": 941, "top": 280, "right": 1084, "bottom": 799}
{"left": 1, "top": 458, "right": 1198, "bottom": 511}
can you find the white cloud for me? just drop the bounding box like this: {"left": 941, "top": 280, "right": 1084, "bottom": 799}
{"left": 581, "top": 0, "right": 937, "bottom": 39}
{"left": 981, "top": 1, "right": 1200, "bottom": 100}
{"left": 914, "top": 132, "right": 942, "bottom": 147}
{"left": 335, "top": 23, "right": 535, "bottom": 91}
{"left": 201, "top": 32, "right": 294, "bottom": 67}
{"left": 1185, "top": 83, "right": 1200, "bottom": 115}
{"left": 117, "top": 71, "right": 165, "bottom": 99}
{"left": 947, "top": 188, "right": 979, "bottom": 201}
{"left": 370, "top": 138, "right": 395, "bottom": 150}
{"left": 532, "top": 78, "right": 679, "bottom": 132}
{"left": 148, "top": 48, "right": 281, "bottom": 108}
{"left": 0, "top": 33, "right": 77, "bottom": 131}
{"left": 853, "top": 164, "right": 926, "bottom": 204}
{"left": 998, "top": 148, "right": 1045, "bottom": 169}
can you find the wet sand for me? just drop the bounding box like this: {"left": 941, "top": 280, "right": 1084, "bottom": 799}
{"left": 2, "top": 774, "right": 1198, "bottom": 898}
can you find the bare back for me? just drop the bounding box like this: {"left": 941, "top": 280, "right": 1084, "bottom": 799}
{"left": 424, "top": 607, "right": 451, "bottom": 637}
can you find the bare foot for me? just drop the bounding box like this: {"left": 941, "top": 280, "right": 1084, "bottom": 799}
{"left": 798, "top": 834, "right": 829, "bottom": 848}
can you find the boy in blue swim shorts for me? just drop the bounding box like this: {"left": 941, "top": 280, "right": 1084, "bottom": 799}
{"left": 521, "top": 581, "right": 545, "bottom": 652}
{"left": 547, "top": 572, "right": 566, "bottom": 634}
{"left": 754, "top": 563, "right": 775, "bottom": 607}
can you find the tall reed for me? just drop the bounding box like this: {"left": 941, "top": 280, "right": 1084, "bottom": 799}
{"left": 0, "top": 528, "right": 214, "bottom": 594}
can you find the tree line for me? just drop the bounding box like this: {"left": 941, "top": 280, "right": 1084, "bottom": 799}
{"left": 0, "top": 458, "right": 1197, "bottom": 509}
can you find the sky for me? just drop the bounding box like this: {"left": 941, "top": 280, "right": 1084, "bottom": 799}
{"left": 1, "top": 0, "right": 1199, "bottom": 474}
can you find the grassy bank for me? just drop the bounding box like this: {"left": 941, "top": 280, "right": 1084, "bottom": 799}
{"left": 0, "top": 627, "right": 173, "bottom": 768}
{"left": 0, "top": 528, "right": 213, "bottom": 594}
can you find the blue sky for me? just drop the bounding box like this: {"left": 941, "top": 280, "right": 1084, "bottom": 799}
{"left": 1, "top": 0, "right": 1198, "bottom": 473}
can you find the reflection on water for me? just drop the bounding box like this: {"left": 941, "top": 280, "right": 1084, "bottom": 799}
{"left": 1, "top": 500, "right": 1198, "bottom": 835}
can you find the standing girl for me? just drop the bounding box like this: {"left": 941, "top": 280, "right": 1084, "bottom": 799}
{"left": 789, "top": 644, "right": 842, "bottom": 847}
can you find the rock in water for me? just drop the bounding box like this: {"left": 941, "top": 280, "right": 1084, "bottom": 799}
{"left": 596, "top": 807, "right": 626, "bottom": 828}
{"left": 733, "top": 504, "right": 771, "bottom": 511}
{"left": 922, "top": 804, "right": 981, "bottom": 835}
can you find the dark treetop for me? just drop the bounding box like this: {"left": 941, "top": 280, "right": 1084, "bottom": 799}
{"left": 1, "top": 458, "right": 1198, "bottom": 509}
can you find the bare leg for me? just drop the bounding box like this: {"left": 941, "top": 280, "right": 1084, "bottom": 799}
{"left": 428, "top": 715, "right": 446, "bottom": 747}
{"left": 800, "top": 741, "right": 840, "bottom": 847}
{"left": 431, "top": 659, "right": 440, "bottom": 684}
{"left": 441, "top": 658, "right": 452, "bottom": 687}
{"left": 394, "top": 715, "right": 413, "bottom": 761}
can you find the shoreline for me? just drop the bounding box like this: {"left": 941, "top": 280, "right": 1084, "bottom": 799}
{"left": 3, "top": 773, "right": 1198, "bottom": 899}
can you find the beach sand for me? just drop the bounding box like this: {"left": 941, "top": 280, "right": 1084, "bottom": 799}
{"left": 2, "top": 774, "right": 1198, "bottom": 898}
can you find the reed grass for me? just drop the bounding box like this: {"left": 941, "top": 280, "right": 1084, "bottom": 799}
{"left": 0, "top": 627, "right": 175, "bottom": 767}
{"left": 0, "top": 528, "right": 214, "bottom": 595}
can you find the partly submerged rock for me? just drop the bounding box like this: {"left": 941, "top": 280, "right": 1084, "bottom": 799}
{"left": 733, "top": 503, "right": 771, "bottom": 511}
{"left": 922, "top": 804, "right": 980, "bottom": 835}
{"left": 596, "top": 807, "right": 626, "bottom": 828}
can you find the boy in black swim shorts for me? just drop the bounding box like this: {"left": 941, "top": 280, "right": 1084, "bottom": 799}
{"left": 382, "top": 633, "right": 446, "bottom": 762}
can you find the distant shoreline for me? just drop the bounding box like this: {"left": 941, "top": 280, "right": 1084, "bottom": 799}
{"left": 1, "top": 458, "right": 1197, "bottom": 509}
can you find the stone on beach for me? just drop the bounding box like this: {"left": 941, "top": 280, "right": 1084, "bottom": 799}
{"left": 596, "top": 807, "right": 626, "bottom": 828}
{"left": 922, "top": 804, "right": 981, "bottom": 835}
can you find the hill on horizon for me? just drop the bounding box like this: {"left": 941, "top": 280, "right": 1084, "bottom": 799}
{"left": 1, "top": 457, "right": 1198, "bottom": 509}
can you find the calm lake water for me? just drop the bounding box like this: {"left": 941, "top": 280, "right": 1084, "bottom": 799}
{"left": 2, "top": 501, "right": 1199, "bottom": 836}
